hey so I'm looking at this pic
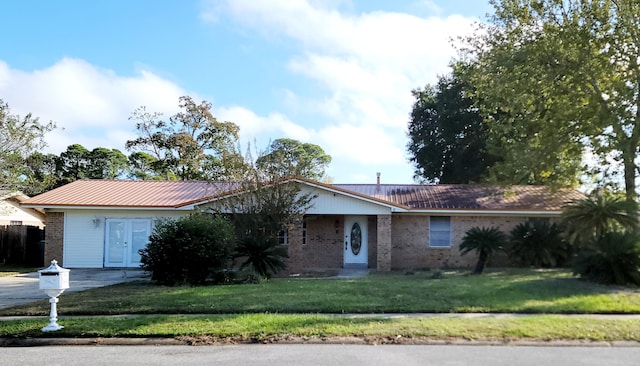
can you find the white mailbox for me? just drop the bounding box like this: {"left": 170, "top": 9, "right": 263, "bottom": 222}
{"left": 38, "top": 260, "right": 70, "bottom": 332}
{"left": 39, "top": 260, "right": 70, "bottom": 295}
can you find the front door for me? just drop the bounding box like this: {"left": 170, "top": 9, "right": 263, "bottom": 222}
{"left": 104, "top": 219, "right": 151, "bottom": 267}
{"left": 344, "top": 216, "right": 368, "bottom": 268}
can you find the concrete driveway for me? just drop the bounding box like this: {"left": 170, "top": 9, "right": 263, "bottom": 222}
{"left": 0, "top": 268, "right": 148, "bottom": 310}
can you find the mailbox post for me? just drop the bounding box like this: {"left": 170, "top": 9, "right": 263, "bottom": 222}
{"left": 38, "top": 260, "right": 70, "bottom": 332}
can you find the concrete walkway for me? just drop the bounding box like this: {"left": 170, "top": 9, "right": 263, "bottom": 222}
{"left": 0, "top": 268, "right": 148, "bottom": 310}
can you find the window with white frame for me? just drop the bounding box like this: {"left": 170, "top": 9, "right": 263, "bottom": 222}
{"left": 278, "top": 221, "right": 308, "bottom": 246}
{"left": 277, "top": 229, "right": 288, "bottom": 245}
{"left": 429, "top": 216, "right": 451, "bottom": 247}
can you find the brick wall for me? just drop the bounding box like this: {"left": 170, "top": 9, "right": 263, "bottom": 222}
{"left": 44, "top": 212, "right": 64, "bottom": 266}
{"left": 390, "top": 214, "right": 533, "bottom": 270}
{"left": 367, "top": 216, "right": 378, "bottom": 269}
{"left": 287, "top": 220, "right": 304, "bottom": 274}
{"left": 290, "top": 213, "right": 546, "bottom": 272}
{"left": 302, "top": 215, "right": 343, "bottom": 270}
{"left": 376, "top": 215, "right": 392, "bottom": 271}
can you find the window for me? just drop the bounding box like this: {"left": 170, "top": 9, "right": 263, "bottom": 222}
{"left": 277, "top": 229, "right": 288, "bottom": 245}
{"left": 9, "top": 220, "right": 22, "bottom": 226}
{"left": 302, "top": 220, "right": 307, "bottom": 245}
{"left": 278, "top": 221, "right": 308, "bottom": 246}
{"left": 429, "top": 216, "right": 451, "bottom": 247}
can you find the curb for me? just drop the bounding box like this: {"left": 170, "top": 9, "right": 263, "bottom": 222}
{"left": 2, "top": 336, "right": 640, "bottom": 347}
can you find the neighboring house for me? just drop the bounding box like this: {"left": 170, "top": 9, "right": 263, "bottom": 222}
{"left": 21, "top": 178, "right": 584, "bottom": 271}
{"left": 0, "top": 191, "right": 45, "bottom": 228}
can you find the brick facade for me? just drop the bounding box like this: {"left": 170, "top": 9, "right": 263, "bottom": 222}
{"left": 391, "top": 214, "right": 532, "bottom": 269}
{"left": 290, "top": 213, "right": 539, "bottom": 272}
{"left": 287, "top": 219, "right": 304, "bottom": 274}
{"left": 376, "top": 215, "right": 392, "bottom": 271}
{"left": 44, "top": 212, "right": 64, "bottom": 266}
{"left": 301, "top": 215, "right": 343, "bottom": 270}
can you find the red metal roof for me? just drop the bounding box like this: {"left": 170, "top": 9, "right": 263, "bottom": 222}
{"left": 332, "top": 184, "right": 585, "bottom": 211}
{"left": 21, "top": 180, "right": 231, "bottom": 208}
{"left": 22, "top": 179, "right": 585, "bottom": 211}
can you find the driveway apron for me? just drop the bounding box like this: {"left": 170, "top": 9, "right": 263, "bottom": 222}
{"left": 0, "top": 269, "right": 147, "bottom": 310}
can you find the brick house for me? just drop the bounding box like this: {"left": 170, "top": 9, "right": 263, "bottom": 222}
{"left": 21, "top": 178, "right": 584, "bottom": 271}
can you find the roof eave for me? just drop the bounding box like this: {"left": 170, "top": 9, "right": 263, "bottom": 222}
{"left": 402, "top": 209, "right": 563, "bottom": 216}
{"left": 21, "top": 204, "right": 195, "bottom": 211}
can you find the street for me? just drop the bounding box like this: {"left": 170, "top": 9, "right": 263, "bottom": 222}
{"left": 2, "top": 344, "right": 639, "bottom": 366}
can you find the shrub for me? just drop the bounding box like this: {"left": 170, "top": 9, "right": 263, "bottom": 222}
{"left": 508, "top": 219, "right": 571, "bottom": 268}
{"left": 572, "top": 231, "right": 640, "bottom": 286}
{"left": 460, "top": 226, "right": 507, "bottom": 274}
{"left": 140, "top": 213, "right": 236, "bottom": 286}
{"left": 562, "top": 195, "right": 638, "bottom": 246}
{"left": 234, "top": 235, "right": 288, "bottom": 278}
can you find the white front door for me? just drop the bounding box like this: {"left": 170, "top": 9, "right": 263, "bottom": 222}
{"left": 104, "top": 219, "right": 151, "bottom": 267}
{"left": 344, "top": 216, "right": 368, "bottom": 268}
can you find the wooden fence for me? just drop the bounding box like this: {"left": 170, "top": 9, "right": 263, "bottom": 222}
{"left": 0, "top": 225, "right": 45, "bottom": 266}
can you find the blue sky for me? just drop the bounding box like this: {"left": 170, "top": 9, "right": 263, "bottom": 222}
{"left": 1, "top": 0, "right": 492, "bottom": 184}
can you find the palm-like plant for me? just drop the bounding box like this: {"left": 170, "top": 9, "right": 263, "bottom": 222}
{"left": 562, "top": 195, "right": 638, "bottom": 246}
{"left": 572, "top": 231, "right": 640, "bottom": 285}
{"left": 459, "top": 226, "right": 507, "bottom": 274}
{"left": 508, "top": 220, "right": 570, "bottom": 268}
{"left": 234, "top": 236, "right": 288, "bottom": 278}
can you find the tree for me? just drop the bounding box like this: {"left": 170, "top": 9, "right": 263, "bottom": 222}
{"left": 561, "top": 195, "right": 638, "bottom": 247}
{"left": 459, "top": 226, "right": 507, "bottom": 274}
{"left": 0, "top": 100, "right": 56, "bottom": 191}
{"left": 58, "top": 144, "right": 90, "bottom": 183}
{"left": 256, "top": 138, "right": 332, "bottom": 181}
{"left": 127, "top": 152, "right": 163, "bottom": 180}
{"left": 207, "top": 148, "right": 317, "bottom": 278}
{"left": 85, "top": 148, "right": 128, "bottom": 179}
{"left": 126, "top": 96, "right": 242, "bottom": 180}
{"left": 464, "top": 0, "right": 640, "bottom": 199}
{"left": 407, "top": 69, "right": 497, "bottom": 183}
{"left": 22, "top": 152, "right": 61, "bottom": 195}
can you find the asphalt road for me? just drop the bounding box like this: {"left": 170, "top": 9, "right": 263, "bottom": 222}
{"left": 3, "top": 344, "right": 640, "bottom": 366}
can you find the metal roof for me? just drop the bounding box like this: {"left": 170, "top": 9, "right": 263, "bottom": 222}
{"left": 21, "top": 180, "right": 232, "bottom": 208}
{"left": 21, "top": 179, "right": 585, "bottom": 211}
{"left": 332, "top": 184, "right": 585, "bottom": 211}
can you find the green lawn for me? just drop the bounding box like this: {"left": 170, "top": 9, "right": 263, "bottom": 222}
{"left": 2, "top": 268, "right": 639, "bottom": 316}
{"left": 2, "top": 268, "right": 639, "bottom": 342}
{"left": 0, "top": 264, "right": 39, "bottom": 277}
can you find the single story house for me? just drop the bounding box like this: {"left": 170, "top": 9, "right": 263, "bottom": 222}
{"left": 21, "top": 178, "right": 585, "bottom": 272}
{"left": 1, "top": 191, "right": 45, "bottom": 228}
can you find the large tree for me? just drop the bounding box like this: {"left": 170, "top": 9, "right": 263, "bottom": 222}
{"left": 464, "top": 0, "right": 640, "bottom": 199}
{"left": 126, "top": 96, "right": 242, "bottom": 180}
{"left": 0, "top": 100, "right": 56, "bottom": 191}
{"left": 256, "top": 138, "right": 332, "bottom": 181}
{"left": 22, "top": 152, "right": 61, "bottom": 195}
{"left": 407, "top": 69, "right": 497, "bottom": 183}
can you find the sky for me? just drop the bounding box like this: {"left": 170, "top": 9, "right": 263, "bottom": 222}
{"left": 0, "top": 0, "right": 493, "bottom": 184}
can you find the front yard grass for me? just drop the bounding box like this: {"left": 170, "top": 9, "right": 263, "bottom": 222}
{"left": 0, "top": 264, "right": 39, "bottom": 277}
{"left": 2, "top": 268, "right": 639, "bottom": 316}
{"left": 1, "top": 268, "right": 639, "bottom": 342}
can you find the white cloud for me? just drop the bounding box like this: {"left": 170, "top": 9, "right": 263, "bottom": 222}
{"left": 0, "top": 58, "right": 188, "bottom": 154}
{"left": 217, "top": 105, "right": 312, "bottom": 144}
{"left": 203, "top": 0, "right": 479, "bottom": 182}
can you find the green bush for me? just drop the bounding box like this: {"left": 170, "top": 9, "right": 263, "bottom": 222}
{"left": 572, "top": 231, "right": 640, "bottom": 286}
{"left": 140, "top": 213, "right": 236, "bottom": 286}
{"left": 234, "top": 235, "right": 288, "bottom": 278}
{"left": 508, "top": 219, "right": 571, "bottom": 268}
